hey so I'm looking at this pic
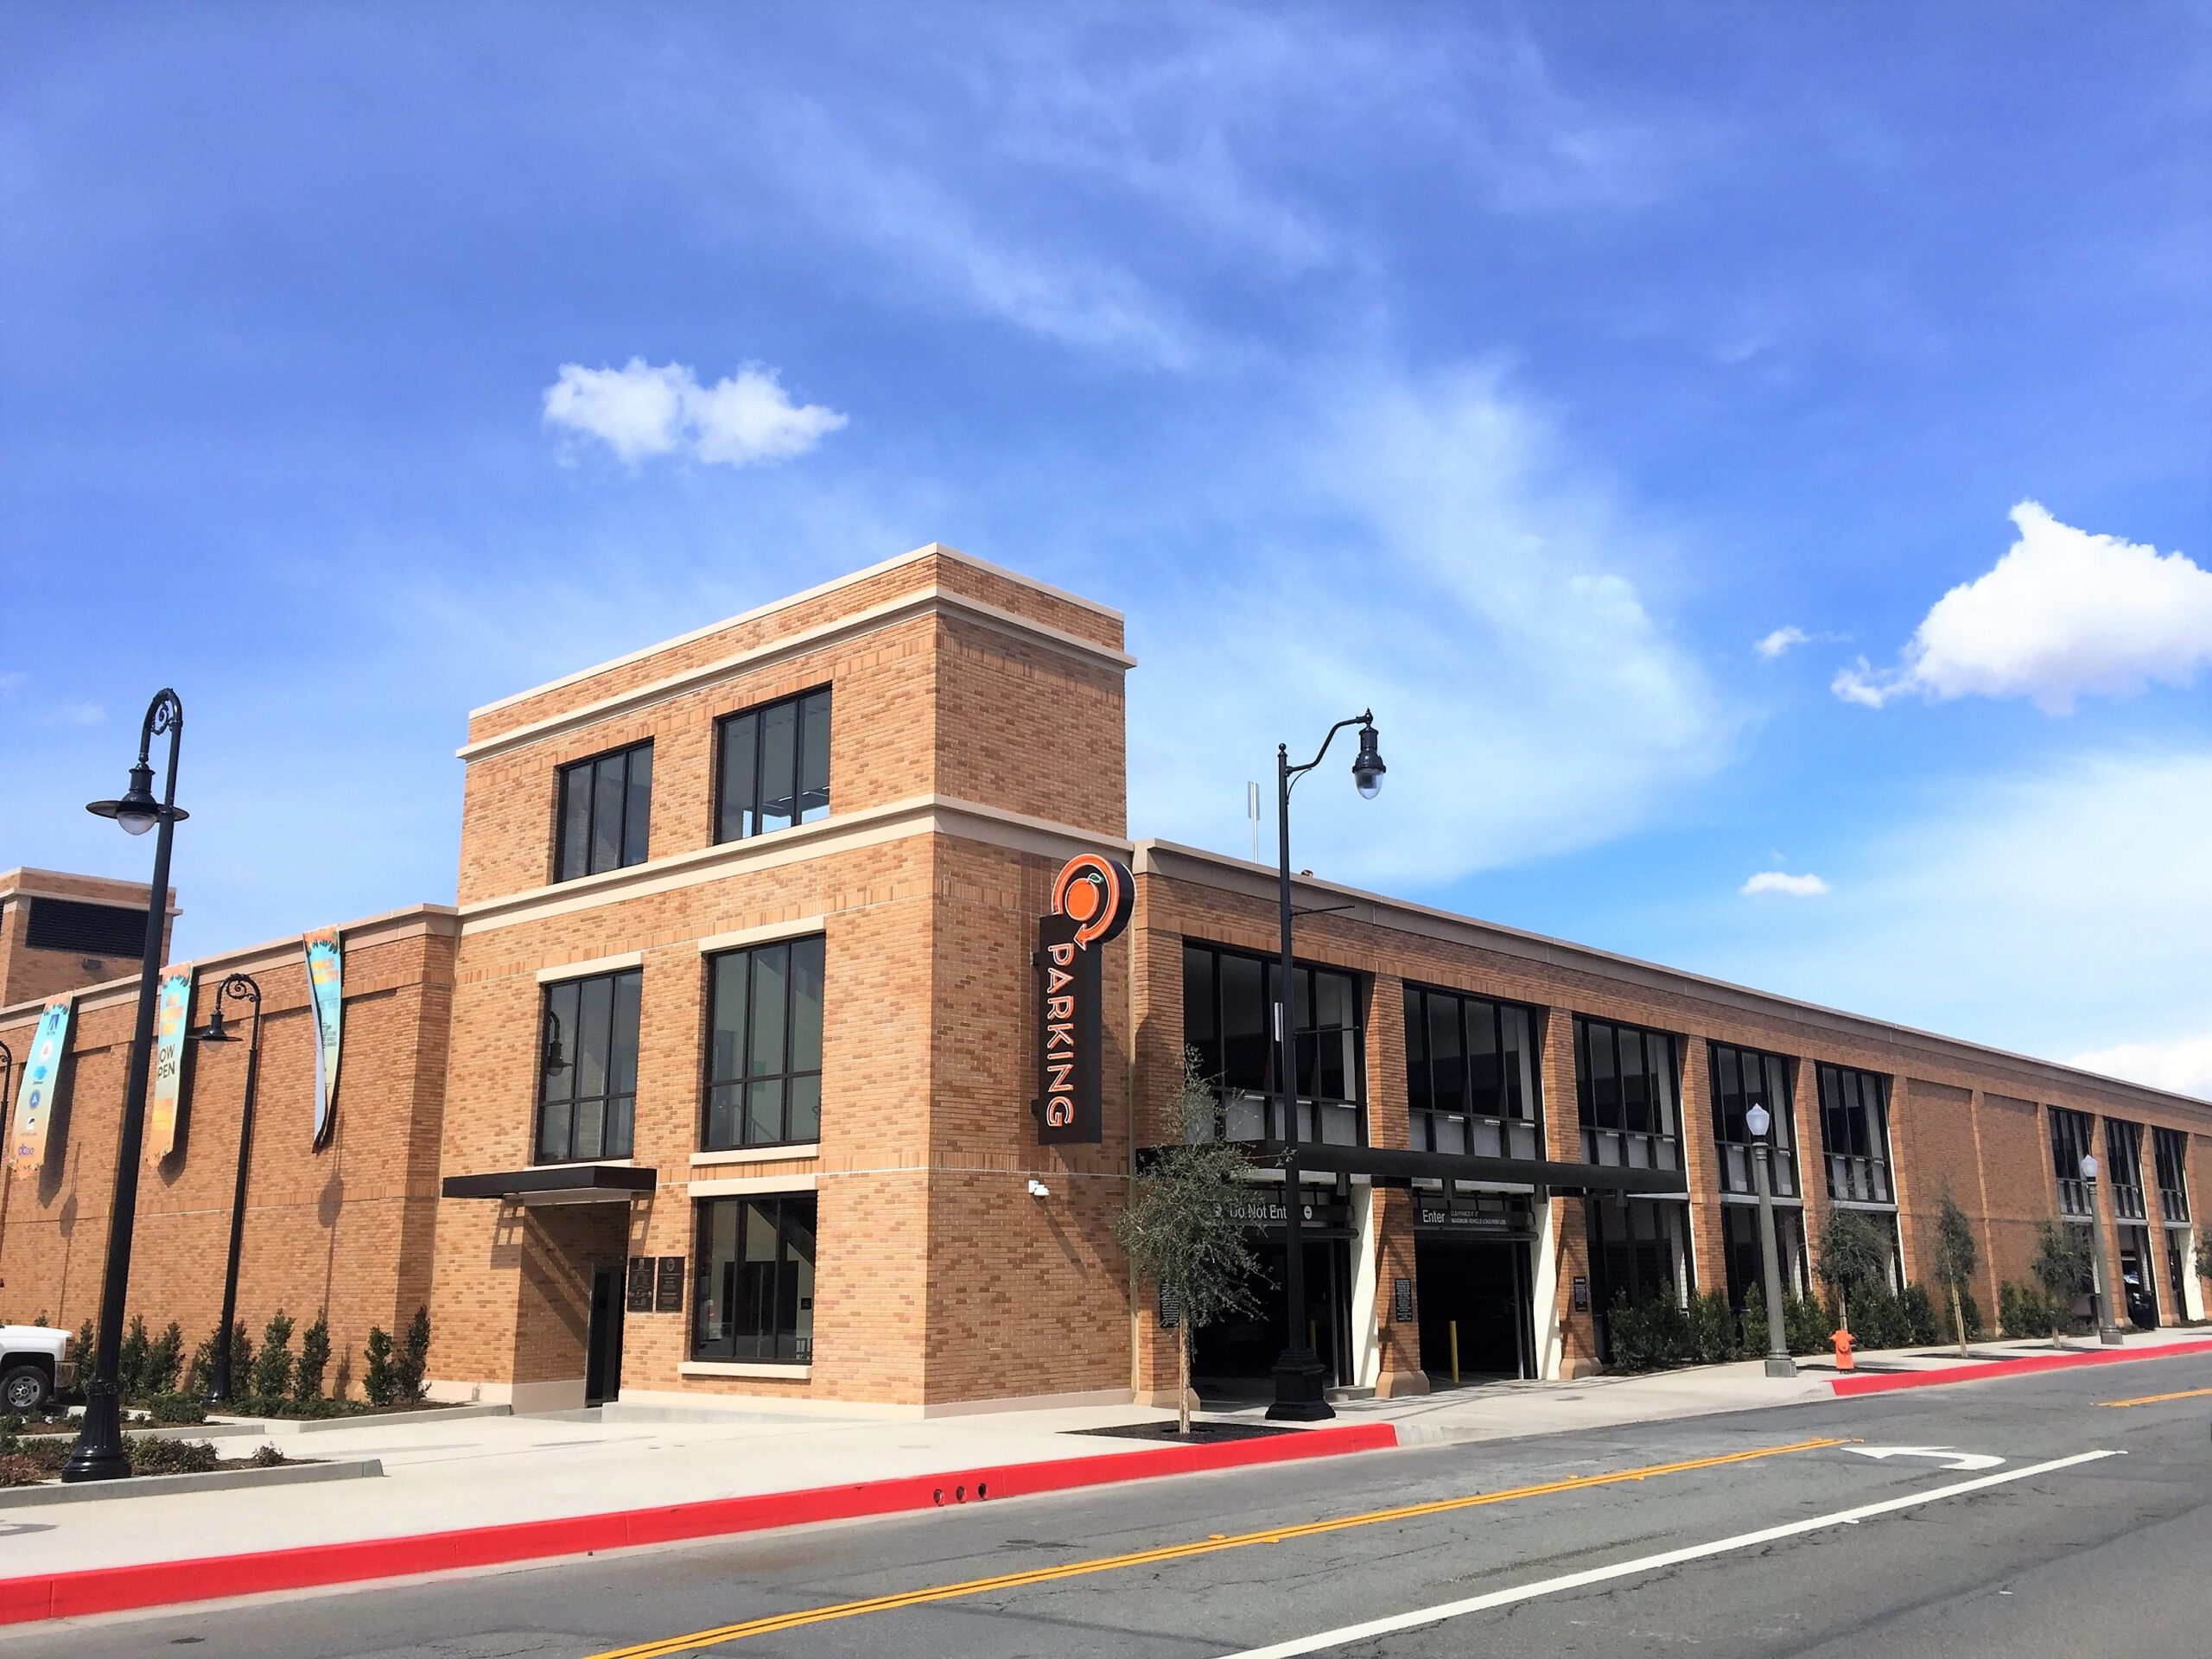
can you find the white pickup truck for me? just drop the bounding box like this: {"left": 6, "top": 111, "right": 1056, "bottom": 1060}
{"left": 1, "top": 1324, "right": 77, "bottom": 1413}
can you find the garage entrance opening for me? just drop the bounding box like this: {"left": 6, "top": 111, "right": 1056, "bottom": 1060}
{"left": 1416, "top": 1237, "right": 1530, "bottom": 1381}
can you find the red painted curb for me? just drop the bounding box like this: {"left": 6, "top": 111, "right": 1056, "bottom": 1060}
{"left": 1832, "top": 1336, "right": 2212, "bottom": 1396}
{"left": 0, "top": 1420, "right": 1398, "bottom": 1626}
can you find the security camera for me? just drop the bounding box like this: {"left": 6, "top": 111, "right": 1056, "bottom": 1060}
{"left": 1027, "top": 1179, "right": 1051, "bottom": 1198}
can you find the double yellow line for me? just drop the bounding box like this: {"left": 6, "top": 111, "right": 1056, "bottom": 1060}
{"left": 2099, "top": 1385, "right": 2212, "bottom": 1408}
{"left": 584, "top": 1435, "right": 1847, "bottom": 1658}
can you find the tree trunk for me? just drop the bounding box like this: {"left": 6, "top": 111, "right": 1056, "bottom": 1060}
{"left": 1177, "top": 1323, "right": 1192, "bottom": 1436}
{"left": 1951, "top": 1281, "right": 1967, "bottom": 1357}
{"left": 1838, "top": 1284, "right": 1849, "bottom": 1335}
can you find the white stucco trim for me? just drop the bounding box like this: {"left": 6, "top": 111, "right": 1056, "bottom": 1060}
{"left": 536, "top": 950, "right": 644, "bottom": 982}
{"left": 690, "top": 1143, "right": 820, "bottom": 1168}
{"left": 677, "top": 1362, "right": 814, "bottom": 1381}
{"left": 688, "top": 1173, "right": 819, "bottom": 1198}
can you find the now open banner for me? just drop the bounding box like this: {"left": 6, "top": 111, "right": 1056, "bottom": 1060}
{"left": 146, "top": 965, "right": 195, "bottom": 1166}
{"left": 8, "top": 997, "right": 73, "bottom": 1179}
{"left": 304, "top": 927, "right": 343, "bottom": 1146}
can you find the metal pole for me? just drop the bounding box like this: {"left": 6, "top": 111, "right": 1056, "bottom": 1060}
{"left": 1269, "top": 743, "right": 1330, "bottom": 1420}
{"left": 0, "top": 1043, "right": 16, "bottom": 1292}
{"left": 1752, "top": 1128, "right": 1796, "bottom": 1378}
{"left": 64, "top": 695, "right": 182, "bottom": 1482}
{"left": 2086, "top": 1179, "right": 2122, "bottom": 1345}
{"left": 206, "top": 982, "right": 262, "bottom": 1407}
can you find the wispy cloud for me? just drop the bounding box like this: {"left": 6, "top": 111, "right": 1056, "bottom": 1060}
{"left": 543, "top": 359, "right": 846, "bottom": 468}
{"left": 1835, "top": 502, "right": 2212, "bottom": 713}
{"left": 1741, "top": 870, "right": 1829, "bottom": 897}
{"left": 2069, "top": 1031, "right": 2212, "bottom": 1102}
{"left": 1755, "top": 626, "right": 1810, "bottom": 660}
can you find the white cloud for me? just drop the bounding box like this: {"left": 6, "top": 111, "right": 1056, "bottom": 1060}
{"left": 1836, "top": 502, "right": 2212, "bottom": 714}
{"left": 1740, "top": 870, "right": 1828, "bottom": 897}
{"left": 2069, "top": 1032, "right": 2212, "bottom": 1103}
{"left": 1128, "top": 366, "right": 1726, "bottom": 887}
{"left": 543, "top": 359, "right": 846, "bottom": 468}
{"left": 1754, "top": 626, "right": 1809, "bottom": 660}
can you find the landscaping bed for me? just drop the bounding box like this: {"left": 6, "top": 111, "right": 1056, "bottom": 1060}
{"left": 0, "top": 1431, "right": 302, "bottom": 1488}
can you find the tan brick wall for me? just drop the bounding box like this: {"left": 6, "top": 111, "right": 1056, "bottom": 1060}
{"left": 0, "top": 870, "right": 175, "bottom": 1008}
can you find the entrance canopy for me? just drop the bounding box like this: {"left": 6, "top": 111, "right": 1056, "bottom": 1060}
{"left": 441, "top": 1164, "right": 657, "bottom": 1206}
{"left": 1247, "top": 1140, "right": 1689, "bottom": 1198}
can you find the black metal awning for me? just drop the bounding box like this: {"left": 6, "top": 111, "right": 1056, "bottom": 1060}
{"left": 1246, "top": 1140, "right": 1688, "bottom": 1198}
{"left": 440, "top": 1164, "right": 658, "bottom": 1205}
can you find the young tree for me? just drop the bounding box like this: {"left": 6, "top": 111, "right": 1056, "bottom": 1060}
{"left": 1931, "top": 1187, "right": 1980, "bottom": 1357}
{"left": 1117, "top": 1050, "right": 1263, "bottom": 1435}
{"left": 1815, "top": 1208, "right": 1888, "bottom": 1334}
{"left": 2031, "top": 1218, "right": 2091, "bottom": 1344}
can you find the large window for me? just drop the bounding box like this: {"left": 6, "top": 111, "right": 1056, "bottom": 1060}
{"left": 715, "top": 689, "right": 831, "bottom": 843}
{"left": 2104, "top": 1118, "right": 2148, "bottom": 1222}
{"left": 537, "top": 968, "right": 641, "bottom": 1162}
{"left": 1182, "top": 944, "right": 1364, "bottom": 1146}
{"left": 2050, "top": 1106, "right": 2096, "bottom": 1217}
{"left": 1403, "top": 984, "right": 1541, "bottom": 1159}
{"left": 1573, "top": 1017, "right": 1680, "bottom": 1171}
{"left": 2153, "top": 1126, "right": 2191, "bottom": 1224}
{"left": 556, "top": 742, "right": 652, "bottom": 882}
{"left": 1719, "top": 1204, "right": 1810, "bottom": 1312}
{"left": 1817, "top": 1064, "right": 1893, "bottom": 1205}
{"left": 691, "top": 1195, "right": 815, "bottom": 1363}
{"left": 1587, "top": 1198, "right": 1693, "bottom": 1361}
{"left": 1708, "top": 1043, "right": 1798, "bottom": 1198}
{"left": 704, "top": 936, "right": 825, "bottom": 1151}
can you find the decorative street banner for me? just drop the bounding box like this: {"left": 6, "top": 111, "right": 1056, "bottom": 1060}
{"left": 9, "top": 997, "right": 74, "bottom": 1179}
{"left": 304, "top": 927, "right": 344, "bottom": 1147}
{"left": 1033, "top": 853, "right": 1134, "bottom": 1147}
{"left": 146, "top": 965, "right": 195, "bottom": 1166}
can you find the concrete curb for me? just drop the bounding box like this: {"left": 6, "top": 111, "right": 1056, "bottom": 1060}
{"left": 209, "top": 1403, "right": 514, "bottom": 1436}
{"left": 0, "top": 1458, "right": 384, "bottom": 1510}
{"left": 1833, "top": 1336, "right": 2212, "bottom": 1396}
{"left": 0, "top": 1422, "right": 1396, "bottom": 1625}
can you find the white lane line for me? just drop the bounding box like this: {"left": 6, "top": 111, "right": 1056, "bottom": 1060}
{"left": 1217, "top": 1448, "right": 2122, "bottom": 1659}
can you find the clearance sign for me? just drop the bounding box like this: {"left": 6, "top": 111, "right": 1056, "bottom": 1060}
{"left": 1033, "top": 853, "right": 1133, "bottom": 1146}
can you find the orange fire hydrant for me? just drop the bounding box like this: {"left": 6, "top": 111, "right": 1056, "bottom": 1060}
{"left": 1831, "top": 1328, "right": 1855, "bottom": 1372}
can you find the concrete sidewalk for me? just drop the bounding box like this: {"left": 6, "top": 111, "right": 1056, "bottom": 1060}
{"left": 3, "top": 1324, "right": 2205, "bottom": 1591}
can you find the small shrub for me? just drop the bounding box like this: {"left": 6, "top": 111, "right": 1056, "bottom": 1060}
{"left": 143, "top": 1322, "right": 185, "bottom": 1398}
{"left": 1849, "top": 1283, "right": 1913, "bottom": 1350}
{"left": 74, "top": 1319, "right": 94, "bottom": 1371}
{"left": 2000, "top": 1280, "right": 2055, "bottom": 1338}
{"left": 118, "top": 1315, "right": 150, "bottom": 1400}
{"left": 225, "top": 1321, "right": 254, "bottom": 1400}
{"left": 184, "top": 1332, "right": 216, "bottom": 1398}
{"left": 127, "top": 1438, "right": 219, "bottom": 1477}
{"left": 363, "top": 1325, "right": 397, "bottom": 1406}
{"left": 146, "top": 1393, "right": 207, "bottom": 1425}
{"left": 397, "top": 1306, "right": 431, "bottom": 1402}
{"left": 0, "top": 1453, "right": 48, "bottom": 1488}
{"left": 295, "top": 1310, "right": 331, "bottom": 1404}
{"left": 1929, "top": 1285, "right": 1986, "bottom": 1345}
{"left": 1783, "top": 1292, "right": 1830, "bottom": 1355}
{"left": 252, "top": 1312, "right": 296, "bottom": 1408}
{"left": 1688, "top": 1290, "right": 1741, "bottom": 1365}
{"left": 248, "top": 1443, "right": 289, "bottom": 1468}
{"left": 1899, "top": 1285, "right": 1941, "bottom": 1347}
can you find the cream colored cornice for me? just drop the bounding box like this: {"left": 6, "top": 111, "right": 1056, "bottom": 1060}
{"left": 459, "top": 586, "right": 1134, "bottom": 763}
{"left": 457, "top": 796, "right": 1130, "bottom": 938}
{"left": 1135, "top": 838, "right": 2212, "bottom": 1123}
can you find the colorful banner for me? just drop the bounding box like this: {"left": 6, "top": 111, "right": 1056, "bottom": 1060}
{"left": 9, "top": 998, "right": 74, "bottom": 1179}
{"left": 146, "top": 965, "right": 195, "bottom": 1166}
{"left": 305, "top": 927, "right": 343, "bottom": 1146}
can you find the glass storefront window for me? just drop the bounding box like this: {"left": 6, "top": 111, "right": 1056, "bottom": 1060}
{"left": 2049, "top": 1106, "right": 2095, "bottom": 1217}
{"left": 1573, "top": 1017, "right": 1680, "bottom": 1171}
{"left": 703, "top": 936, "right": 825, "bottom": 1150}
{"left": 2153, "top": 1126, "right": 2190, "bottom": 1224}
{"left": 1182, "top": 943, "right": 1365, "bottom": 1145}
{"left": 692, "top": 1194, "right": 816, "bottom": 1363}
{"left": 1708, "top": 1043, "right": 1798, "bottom": 1198}
{"left": 556, "top": 741, "right": 652, "bottom": 881}
{"left": 2105, "top": 1118, "right": 2149, "bottom": 1222}
{"left": 537, "top": 968, "right": 640, "bottom": 1162}
{"left": 715, "top": 688, "right": 832, "bottom": 843}
{"left": 1817, "top": 1064, "right": 1894, "bottom": 1205}
{"left": 1403, "top": 982, "right": 1542, "bottom": 1159}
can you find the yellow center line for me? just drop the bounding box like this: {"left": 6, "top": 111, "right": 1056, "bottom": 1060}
{"left": 2097, "top": 1385, "right": 2212, "bottom": 1408}
{"left": 582, "top": 1435, "right": 1850, "bottom": 1659}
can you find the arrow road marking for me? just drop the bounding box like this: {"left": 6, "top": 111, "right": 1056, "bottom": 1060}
{"left": 1845, "top": 1445, "right": 2005, "bottom": 1471}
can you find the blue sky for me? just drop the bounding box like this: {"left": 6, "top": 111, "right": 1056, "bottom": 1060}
{"left": 4, "top": 5, "right": 2209, "bottom": 1091}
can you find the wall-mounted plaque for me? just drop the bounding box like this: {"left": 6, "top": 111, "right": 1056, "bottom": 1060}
{"left": 1157, "top": 1286, "right": 1182, "bottom": 1329}
{"left": 626, "top": 1256, "right": 652, "bottom": 1313}
{"left": 1572, "top": 1274, "right": 1590, "bottom": 1312}
{"left": 1393, "top": 1276, "right": 1414, "bottom": 1323}
{"left": 654, "top": 1255, "right": 684, "bottom": 1313}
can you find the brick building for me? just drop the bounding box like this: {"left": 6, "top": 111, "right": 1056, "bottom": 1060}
{"left": 3, "top": 543, "right": 2207, "bottom": 1413}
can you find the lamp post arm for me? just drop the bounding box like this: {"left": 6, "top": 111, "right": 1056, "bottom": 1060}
{"left": 1283, "top": 710, "right": 1375, "bottom": 791}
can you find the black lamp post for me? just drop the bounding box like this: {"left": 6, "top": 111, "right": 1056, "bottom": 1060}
{"left": 188, "top": 973, "right": 262, "bottom": 1408}
{"left": 2080, "top": 1153, "right": 2123, "bottom": 1346}
{"left": 1743, "top": 1098, "right": 1796, "bottom": 1378}
{"left": 1268, "top": 710, "right": 1385, "bottom": 1422}
{"left": 63, "top": 689, "right": 187, "bottom": 1483}
{"left": 0, "top": 1039, "right": 15, "bottom": 1289}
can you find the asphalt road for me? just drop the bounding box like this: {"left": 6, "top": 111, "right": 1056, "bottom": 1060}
{"left": 22, "top": 1355, "right": 2212, "bottom": 1658}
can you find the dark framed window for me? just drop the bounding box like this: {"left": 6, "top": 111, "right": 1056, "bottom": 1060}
{"left": 1573, "top": 1016, "right": 1680, "bottom": 1171}
{"left": 556, "top": 742, "right": 653, "bottom": 882}
{"left": 537, "top": 969, "right": 641, "bottom": 1162}
{"left": 715, "top": 688, "right": 831, "bottom": 843}
{"left": 1586, "top": 1198, "right": 1693, "bottom": 1360}
{"left": 1402, "top": 983, "right": 1541, "bottom": 1159}
{"left": 692, "top": 1194, "right": 815, "bottom": 1363}
{"left": 1816, "top": 1064, "right": 1894, "bottom": 1205}
{"left": 2050, "top": 1106, "right": 2095, "bottom": 1217}
{"left": 703, "top": 936, "right": 825, "bottom": 1151}
{"left": 1181, "top": 943, "right": 1364, "bottom": 1146}
{"left": 24, "top": 897, "right": 146, "bottom": 957}
{"left": 1708, "top": 1043, "right": 1798, "bottom": 1198}
{"left": 2153, "top": 1126, "right": 2190, "bottom": 1224}
{"left": 2103, "top": 1118, "right": 2148, "bottom": 1222}
{"left": 1719, "top": 1203, "right": 1810, "bottom": 1311}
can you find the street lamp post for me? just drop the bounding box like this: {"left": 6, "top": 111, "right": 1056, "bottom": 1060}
{"left": 0, "top": 1039, "right": 15, "bottom": 1293}
{"left": 2080, "top": 1153, "right": 2124, "bottom": 1346}
{"left": 63, "top": 690, "right": 187, "bottom": 1483}
{"left": 1268, "top": 711, "right": 1386, "bottom": 1423}
{"left": 1744, "top": 1099, "right": 1796, "bottom": 1378}
{"left": 188, "top": 974, "right": 263, "bottom": 1408}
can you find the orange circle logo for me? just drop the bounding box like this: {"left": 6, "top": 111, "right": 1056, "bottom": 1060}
{"left": 1052, "top": 854, "right": 1133, "bottom": 950}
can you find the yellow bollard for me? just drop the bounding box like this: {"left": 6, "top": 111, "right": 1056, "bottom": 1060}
{"left": 1449, "top": 1319, "right": 1461, "bottom": 1385}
